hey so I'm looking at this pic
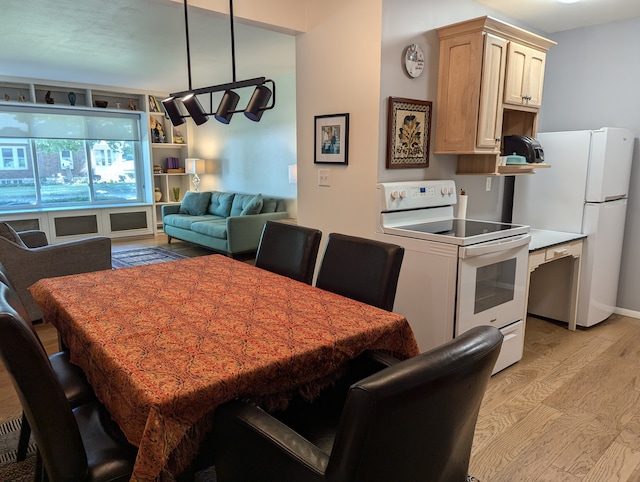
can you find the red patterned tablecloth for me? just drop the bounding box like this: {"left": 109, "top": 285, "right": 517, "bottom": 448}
{"left": 30, "top": 254, "right": 418, "bottom": 481}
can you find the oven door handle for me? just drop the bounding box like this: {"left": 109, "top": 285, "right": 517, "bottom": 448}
{"left": 459, "top": 234, "right": 531, "bottom": 258}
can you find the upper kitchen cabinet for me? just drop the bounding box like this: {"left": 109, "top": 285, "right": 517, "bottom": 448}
{"left": 504, "top": 42, "right": 546, "bottom": 108}
{"left": 434, "top": 16, "right": 556, "bottom": 175}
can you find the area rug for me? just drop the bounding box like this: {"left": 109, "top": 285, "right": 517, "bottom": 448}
{"left": 0, "top": 417, "right": 217, "bottom": 481}
{"left": 112, "top": 246, "right": 189, "bottom": 269}
{"left": 0, "top": 418, "right": 37, "bottom": 482}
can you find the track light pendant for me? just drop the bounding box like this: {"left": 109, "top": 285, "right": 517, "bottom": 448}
{"left": 166, "top": 0, "right": 276, "bottom": 127}
{"left": 244, "top": 85, "right": 273, "bottom": 122}
{"left": 182, "top": 94, "right": 209, "bottom": 125}
{"left": 161, "top": 97, "right": 186, "bottom": 126}
{"left": 215, "top": 90, "right": 240, "bottom": 124}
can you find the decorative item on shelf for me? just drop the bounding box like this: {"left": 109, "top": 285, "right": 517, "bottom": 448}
{"left": 161, "top": 0, "right": 276, "bottom": 128}
{"left": 185, "top": 158, "right": 204, "bottom": 192}
{"left": 154, "top": 187, "right": 163, "bottom": 202}
{"left": 172, "top": 187, "right": 181, "bottom": 202}
{"left": 150, "top": 118, "right": 165, "bottom": 143}
{"left": 153, "top": 165, "right": 163, "bottom": 174}
{"left": 3, "top": 93, "right": 8, "bottom": 101}
{"left": 68, "top": 91, "right": 76, "bottom": 105}
{"left": 115, "top": 102, "right": 122, "bottom": 109}
{"left": 94, "top": 100, "right": 108, "bottom": 108}
{"left": 17, "top": 91, "right": 26, "bottom": 102}
{"left": 128, "top": 98, "right": 137, "bottom": 110}
{"left": 149, "top": 96, "right": 161, "bottom": 112}
{"left": 45, "top": 91, "right": 54, "bottom": 104}
{"left": 166, "top": 157, "right": 184, "bottom": 173}
{"left": 174, "top": 130, "right": 185, "bottom": 144}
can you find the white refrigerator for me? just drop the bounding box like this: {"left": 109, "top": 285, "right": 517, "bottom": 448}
{"left": 512, "top": 127, "right": 635, "bottom": 327}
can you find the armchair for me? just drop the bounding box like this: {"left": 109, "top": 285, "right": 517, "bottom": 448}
{"left": 0, "top": 223, "right": 112, "bottom": 321}
{"left": 213, "top": 326, "right": 503, "bottom": 482}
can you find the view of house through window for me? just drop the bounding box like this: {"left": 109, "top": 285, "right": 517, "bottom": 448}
{"left": 0, "top": 106, "right": 145, "bottom": 209}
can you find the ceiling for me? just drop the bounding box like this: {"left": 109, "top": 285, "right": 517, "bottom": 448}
{"left": 474, "top": 0, "right": 640, "bottom": 33}
{"left": 0, "top": 0, "right": 297, "bottom": 93}
{"left": 2, "top": 0, "right": 640, "bottom": 94}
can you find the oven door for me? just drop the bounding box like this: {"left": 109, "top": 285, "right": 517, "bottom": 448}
{"left": 456, "top": 234, "right": 530, "bottom": 335}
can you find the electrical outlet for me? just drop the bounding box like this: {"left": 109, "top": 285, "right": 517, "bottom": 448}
{"left": 318, "top": 169, "right": 331, "bottom": 187}
{"left": 485, "top": 177, "right": 492, "bottom": 191}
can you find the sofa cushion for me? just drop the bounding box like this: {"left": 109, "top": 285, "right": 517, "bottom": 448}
{"left": 179, "top": 191, "right": 212, "bottom": 216}
{"left": 164, "top": 214, "right": 223, "bottom": 230}
{"left": 190, "top": 220, "right": 228, "bottom": 239}
{"left": 0, "top": 222, "right": 26, "bottom": 247}
{"left": 208, "top": 192, "right": 235, "bottom": 217}
{"left": 231, "top": 193, "right": 262, "bottom": 216}
{"left": 241, "top": 194, "right": 264, "bottom": 216}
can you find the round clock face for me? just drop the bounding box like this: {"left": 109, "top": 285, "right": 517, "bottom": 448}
{"left": 404, "top": 43, "right": 425, "bottom": 78}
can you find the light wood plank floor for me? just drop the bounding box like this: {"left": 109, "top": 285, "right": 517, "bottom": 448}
{"left": 3, "top": 235, "right": 640, "bottom": 480}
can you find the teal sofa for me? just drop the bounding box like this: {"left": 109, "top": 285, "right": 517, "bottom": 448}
{"left": 162, "top": 191, "right": 288, "bottom": 256}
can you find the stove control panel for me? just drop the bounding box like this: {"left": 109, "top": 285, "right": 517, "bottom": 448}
{"left": 377, "top": 180, "right": 457, "bottom": 212}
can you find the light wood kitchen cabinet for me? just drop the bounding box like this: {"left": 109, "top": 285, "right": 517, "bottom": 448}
{"left": 504, "top": 42, "right": 546, "bottom": 108}
{"left": 434, "top": 16, "right": 555, "bottom": 175}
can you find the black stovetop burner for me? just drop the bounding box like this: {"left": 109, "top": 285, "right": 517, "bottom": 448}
{"left": 396, "top": 219, "right": 520, "bottom": 239}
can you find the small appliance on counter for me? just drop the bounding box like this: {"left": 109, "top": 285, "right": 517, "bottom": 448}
{"left": 503, "top": 135, "right": 545, "bottom": 163}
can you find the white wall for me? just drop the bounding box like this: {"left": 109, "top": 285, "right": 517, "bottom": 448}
{"left": 189, "top": 72, "right": 298, "bottom": 217}
{"left": 295, "top": 0, "right": 384, "bottom": 237}
{"left": 378, "top": 0, "right": 516, "bottom": 222}
{"left": 539, "top": 17, "right": 640, "bottom": 313}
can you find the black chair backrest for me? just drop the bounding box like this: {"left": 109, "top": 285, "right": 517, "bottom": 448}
{"left": 255, "top": 221, "right": 322, "bottom": 285}
{"left": 315, "top": 233, "right": 404, "bottom": 311}
{"left": 0, "top": 284, "right": 89, "bottom": 480}
{"left": 327, "top": 325, "right": 503, "bottom": 482}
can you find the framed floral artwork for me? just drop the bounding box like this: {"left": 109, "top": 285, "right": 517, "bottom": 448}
{"left": 314, "top": 113, "right": 349, "bottom": 165}
{"left": 386, "top": 97, "right": 431, "bottom": 169}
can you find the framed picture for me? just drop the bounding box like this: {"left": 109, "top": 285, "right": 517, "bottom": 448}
{"left": 314, "top": 113, "right": 349, "bottom": 165}
{"left": 386, "top": 97, "right": 431, "bottom": 169}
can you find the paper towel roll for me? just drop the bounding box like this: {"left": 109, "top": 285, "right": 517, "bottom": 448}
{"left": 457, "top": 193, "right": 468, "bottom": 219}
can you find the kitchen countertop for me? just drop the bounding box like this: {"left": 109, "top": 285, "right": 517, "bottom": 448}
{"left": 528, "top": 229, "right": 586, "bottom": 252}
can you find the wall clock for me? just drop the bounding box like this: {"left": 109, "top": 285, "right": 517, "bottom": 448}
{"left": 404, "top": 43, "right": 424, "bottom": 78}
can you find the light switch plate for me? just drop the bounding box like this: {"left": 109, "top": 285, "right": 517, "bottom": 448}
{"left": 318, "top": 169, "right": 330, "bottom": 187}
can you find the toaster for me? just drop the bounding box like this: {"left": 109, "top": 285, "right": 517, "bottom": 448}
{"left": 502, "top": 135, "right": 545, "bottom": 163}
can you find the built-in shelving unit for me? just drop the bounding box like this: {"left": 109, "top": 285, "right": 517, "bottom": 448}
{"left": 0, "top": 77, "right": 193, "bottom": 239}
{"left": 149, "top": 104, "right": 191, "bottom": 232}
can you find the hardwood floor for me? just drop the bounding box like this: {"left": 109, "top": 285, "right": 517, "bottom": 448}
{"left": 3, "top": 235, "right": 640, "bottom": 479}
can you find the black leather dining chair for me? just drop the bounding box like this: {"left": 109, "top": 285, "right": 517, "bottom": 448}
{"left": 254, "top": 221, "right": 322, "bottom": 284}
{"left": 0, "top": 262, "right": 96, "bottom": 462}
{"left": 212, "top": 325, "right": 503, "bottom": 482}
{"left": 0, "top": 282, "right": 137, "bottom": 481}
{"left": 315, "top": 233, "right": 404, "bottom": 311}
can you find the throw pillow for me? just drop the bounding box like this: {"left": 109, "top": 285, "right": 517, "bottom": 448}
{"left": 240, "top": 194, "right": 264, "bottom": 216}
{"left": 261, "top": 198, "right": 278, "bottom": 214}
{"left": 208, "top": 192, "right": 235, "bottom": 217}
{"left": 0, "top": 222, "right": 26, "bottom": 247}
{"left": 179, "top": 191, "right": 211, "bottom": 216}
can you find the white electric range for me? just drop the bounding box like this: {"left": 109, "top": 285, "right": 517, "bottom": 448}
{"left": 376, "top": 180, "right": 531, "bottom": 373}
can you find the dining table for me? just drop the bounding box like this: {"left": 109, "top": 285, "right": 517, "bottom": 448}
{"left": 30, "top": 254, "right": 419, "bottom": 481}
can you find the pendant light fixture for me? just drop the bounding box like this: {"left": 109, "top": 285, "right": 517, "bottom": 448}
{"left": 162, "top": 0, "right": 276, "bottom": 127}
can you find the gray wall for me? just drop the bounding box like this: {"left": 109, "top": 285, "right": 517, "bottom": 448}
{"left": 539, "top": 16, "right": 640, "bottom": 314}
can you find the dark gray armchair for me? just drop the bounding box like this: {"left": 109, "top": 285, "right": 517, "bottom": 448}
{"left": 0, "top": 223, "right": 112, "bottom": 321}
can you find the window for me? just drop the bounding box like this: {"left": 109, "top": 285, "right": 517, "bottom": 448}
{"left": 0, "top": 105, "right": 146, "bottom": 209}
{"left": 60, "top": 150, "right": 73, "bottom": 169}
{"left": 1, "top": 145, "right": 27, "bottom": 169}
